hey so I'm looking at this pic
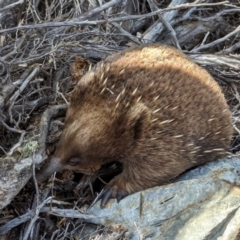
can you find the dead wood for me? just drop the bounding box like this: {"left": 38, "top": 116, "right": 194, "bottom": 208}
{"left": 0, "top": 0, "right": 240, "bottom": 239}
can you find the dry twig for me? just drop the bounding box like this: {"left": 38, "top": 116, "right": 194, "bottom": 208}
{"left": 1, "top": 0, "right": 240, "bottom": 239}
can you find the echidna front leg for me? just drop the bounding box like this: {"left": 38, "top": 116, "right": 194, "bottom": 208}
{"left": 92, "top": 171, "right": 135, "bottom": 208}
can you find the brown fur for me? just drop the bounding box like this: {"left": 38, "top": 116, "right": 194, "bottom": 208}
{"left": 42, "top": 44, "right": 233, "bottom": 197}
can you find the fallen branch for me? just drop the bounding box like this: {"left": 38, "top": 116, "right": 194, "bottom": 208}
{"left": 0, "top": 1, "right": 230, "bottom": 35}
{"left": 191, "top": 25, "right": 240, "bottom": 53}
{"left": 0, "top": 0, "right": 24, "bottom": 13}
{"left": 0, "top": 205, "right": 98, "bottom": 235}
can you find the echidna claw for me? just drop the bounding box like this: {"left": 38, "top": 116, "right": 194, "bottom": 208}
{"left": 88, "top": 187, "right": 128, "bottom": 209}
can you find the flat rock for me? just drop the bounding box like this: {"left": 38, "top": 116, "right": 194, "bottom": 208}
{"left": 86, "top": 157, "right": 240, "bottom": 240}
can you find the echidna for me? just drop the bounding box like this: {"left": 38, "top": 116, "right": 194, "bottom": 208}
{"left": 37, "top": 44, "right": 233, "bottom": 207}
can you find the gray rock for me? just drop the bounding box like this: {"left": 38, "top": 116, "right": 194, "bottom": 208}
{"left": 86, "top": 157, "right": 240, "bottom": 240}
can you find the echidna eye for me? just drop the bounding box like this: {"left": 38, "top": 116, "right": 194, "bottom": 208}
{"left": 68, "top": 158, "right": 80, "bottom": 166}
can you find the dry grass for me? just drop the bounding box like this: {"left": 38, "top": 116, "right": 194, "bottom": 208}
{"left": 0, "top": 0, "right": 240, "bottom": 239}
